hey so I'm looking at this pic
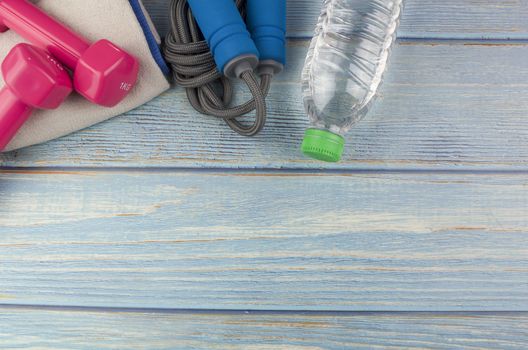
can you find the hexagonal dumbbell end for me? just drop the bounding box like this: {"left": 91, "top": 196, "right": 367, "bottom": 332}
{"left": 0, "top": 0, "right": 139, "bottom": 108}
{"left": 75, "top": 39, "right": 140, "bottom": 107}
{"left": 0, "top": 43, "right": 72, "bottom": 151}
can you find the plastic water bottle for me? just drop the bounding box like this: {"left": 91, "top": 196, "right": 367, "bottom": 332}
{"left": 301, "top": 0, "right": 404, "bottom": 162}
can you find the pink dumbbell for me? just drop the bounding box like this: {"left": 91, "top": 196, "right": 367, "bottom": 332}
{"left": 0, "top": 43, "right": 72, "bottom": 151}
{"left": 0, "top": 0, "right": 139, "bottom": 107}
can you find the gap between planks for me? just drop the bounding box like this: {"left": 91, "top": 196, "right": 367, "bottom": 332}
{"left": 1, "top": 303, "right": 527, "bottom": 316}
{"left": 2, "top": 167, "right": 528, "bottom": 176}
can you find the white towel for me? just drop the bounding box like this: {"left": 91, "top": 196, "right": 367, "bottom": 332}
{"left": 0, "top": 0, "right": 170, "bottom": 152}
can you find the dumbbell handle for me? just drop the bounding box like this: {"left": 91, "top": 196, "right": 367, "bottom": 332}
{"left": 0, "top": 0, "right": 90, "bottom": 69}
{"left": 0, "top": 87, "right": 32, "bottom": 151}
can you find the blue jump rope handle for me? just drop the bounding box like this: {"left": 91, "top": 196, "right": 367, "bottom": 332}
{"left": 187, "top": 0, "right": 259, "bottom": 74}
{"left": 246, "top": 0, "right": 287, "bottom": 66}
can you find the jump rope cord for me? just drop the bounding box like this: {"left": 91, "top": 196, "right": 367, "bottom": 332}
{"left": 163, "top": 0, "right": 272, "bottom": 136}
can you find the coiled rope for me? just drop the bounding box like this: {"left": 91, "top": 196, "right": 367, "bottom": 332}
{"left": 163, "top": 0, "right": 272, "bottom": 136}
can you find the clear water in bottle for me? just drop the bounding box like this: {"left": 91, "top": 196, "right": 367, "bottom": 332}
{"left": 301, "top": 0, "right": 404, "bottom": 162}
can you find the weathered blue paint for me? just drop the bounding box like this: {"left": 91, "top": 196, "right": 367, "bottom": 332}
{"left": 1, "top": 308, "right": 528, "bottom": 349}
{"left": 145, "top": 0, "right": 528, "bottom": 40}
{"left": 2, "top": 42, "right": 528, "bottom": 170}
{"left": 0, "top": 170, "right": 527, "bottom": 311}
{"left": 1, "top": 0, "right": 527, "bottom": 348}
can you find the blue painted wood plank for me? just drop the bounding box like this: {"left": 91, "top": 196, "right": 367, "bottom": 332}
{"left": 3, "top": 41, "right": 528, "bottom": 170}
{"left": 1, "top": 170, "right": 527, "bottom": 311}
{"left": 144, "top": 0, "right": 528, "bottom": 39}
{"left": 1, "top": 308, "right": 527, "bottom": 349}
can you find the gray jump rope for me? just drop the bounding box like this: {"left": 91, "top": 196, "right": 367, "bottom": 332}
{"left": 163, "top": 0, "right": 272, "bottom": 136}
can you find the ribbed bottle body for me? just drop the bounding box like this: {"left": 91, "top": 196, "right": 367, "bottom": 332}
{"left": 302, "top": 0, "right": 403, "bottom": 135}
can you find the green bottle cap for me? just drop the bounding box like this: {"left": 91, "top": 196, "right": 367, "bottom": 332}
{"left": 301, "top": 129, "right": 345, "bottom": 163}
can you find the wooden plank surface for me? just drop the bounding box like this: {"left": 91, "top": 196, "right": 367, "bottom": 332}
{"left": 1, "top": 307, "right": 527, "bottom": 349}
{"left": 1, "top": 169, "right": 527, "bottom": 311}
{"left": 144, "top": 0, "right": 528, "bottom": 39}
{"left": 3, "top": 41, "right": 528, "bottom": 169}
{"left": 2, "top": 1, "right": 528, "bottom": 348}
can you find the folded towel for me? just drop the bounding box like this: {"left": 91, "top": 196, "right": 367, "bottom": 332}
{"left": 1, "top": 0, "right": 170, "bottom": 152}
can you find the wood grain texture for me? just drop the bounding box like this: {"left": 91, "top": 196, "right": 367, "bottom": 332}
{"left": 143, "top": 0, "right": 528, "bottom": 39}
{"left": 1, "top": 170, "right": 527, "bottom": 311}
{"left": 1, "top": 308, "right": 527, "bottom": 349}
{"left": 3, "top": 41, "right": 528, "bottom": 170}
{"left": 1, "top": 1, "right": 527, "bottom": 348}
